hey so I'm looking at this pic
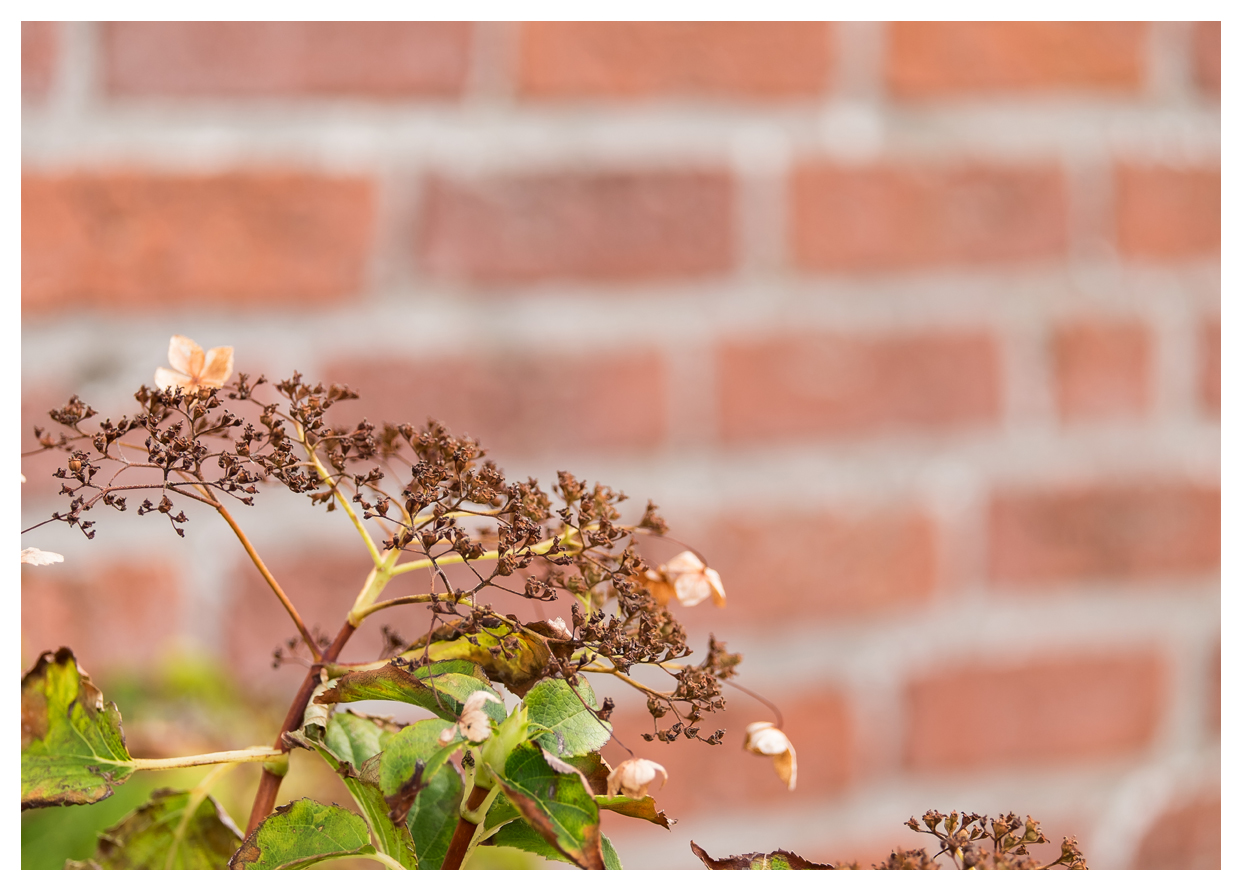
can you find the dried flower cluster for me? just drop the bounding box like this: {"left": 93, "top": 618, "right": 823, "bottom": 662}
{"left": 25, "top": 336, "right": 748, "bottom": 752}
{"left": 844, "top": 810, "right": 1088, "bottom": 870}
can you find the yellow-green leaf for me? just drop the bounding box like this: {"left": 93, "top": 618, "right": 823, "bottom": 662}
{"left": 68, "top": 788, "right": 241, "bottom": 869}
{"left": 21, "top": 648, "right": 133, "bottom": 809}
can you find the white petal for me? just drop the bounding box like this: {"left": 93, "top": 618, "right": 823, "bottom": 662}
{"left": 200, "top": 346, "right": 235, "bottom": 388}
{"left": 21, "top": 548, "right": 64, "bottom": 566}
{"left": 663, "top": 551, "right": 706, "bottom": 575}
{"left": 705, "top": 568, "right": 727, "bottom": 606}
{"left": 155, "top": 367, "right": 194, "bottom": 392}
{"left": 673, "top": 573, "right": 712, "bottom": 607}
{"left": 167, "top": 335, "right": 204, "bottom": 377}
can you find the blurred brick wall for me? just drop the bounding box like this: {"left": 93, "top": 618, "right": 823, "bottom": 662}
{"left": 21, "top": 22, "right": 1219, "bottom": 869}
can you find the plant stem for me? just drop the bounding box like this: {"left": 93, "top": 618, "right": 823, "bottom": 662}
{"left": 297, "top": 420, "right": 383, "bottom": 567}
{"left": 245, "top": 620, "right": 356, "bottom": 835}
{"left": 213, "top": 499, "right": 321, "bottom": 660}
{"left": 389, "top": 524, "right": 585, "bottom": 578}
{"left": 441, "top": 783, "right": 492, "bottom": 870}
{"left": 126, "top": 748, "right": 285, "bottom": 771}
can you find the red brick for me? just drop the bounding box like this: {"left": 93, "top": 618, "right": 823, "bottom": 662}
{"left": 1115, "top": 165, "right": 1220, "bottom": 259}
{"left": 1053, "top": 320, "right": 1152, "bottom": 422}
{"left": 518, "top": 22, "right": 831, "bottom": 100}
{"left": 791, "top": 163, "right": 1067, "bottom": 271}
{"left": 689, "top": 509, "right": 937, "bottom": 625}
{"left": 601, "top": 685, "right": 852, "bottom": 818}
{"left": 21, "top": 172, "right": 374, "bottom": 313}
{"left": 989, "top": 483, "right": 1220, "bottom": 587}
{"left": 1133, "top": 792, "right": 1221, "bottom": 869}
{"left": 103, "top": 22, "right": 470, "bottom": 98}
{"left": 325, "top": 351, "right": 666, "bottom": 457}
{"left": 718, "top": 331, "right": 1001, "bottom": 442}
{"left": 904, "top": 650, "right": 1166, "bottom": 771}
{"left": 1193, "top": 22, "right": 1221, "bottom": 96}
{"left": 1200, "top": 317, "right": 1220, "bottom": 415}
{"left": 417, "top": 171, "right": 733, "bottom": 283}
{"left": 886, "top": 22, "right": 1146, "bottom": 97}
{"left": 21, "top": 560, "right": 184, "bottom": 672}
{"left": 22, "top": 21, "right": 57, "bottom": 100}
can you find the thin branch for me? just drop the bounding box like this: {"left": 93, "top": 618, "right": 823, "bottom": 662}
{"left": 213, "top": 499, "right": 321, "bottom": 660}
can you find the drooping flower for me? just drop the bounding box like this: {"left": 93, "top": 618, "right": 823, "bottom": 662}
{"left": 21, "top": 548, "right": 64, "bottom": 566}
{"left": 645, "top": 551, "right": 726, "bottom": 608}
{"left": 154, "top": 335, "right": 234, "bottom": 395}
{"left": 439, "top": 690, "right": 502, "bottom": 745}
{"left": 744, "top": 722, "right": 796, "bottom": 791}
{"left": 606, "top": 758, "right": 668, "bottom": 798}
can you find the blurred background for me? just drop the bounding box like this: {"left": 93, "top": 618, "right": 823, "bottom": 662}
{"left": 21, "top": 22, "right": 1219, "bottom": 869}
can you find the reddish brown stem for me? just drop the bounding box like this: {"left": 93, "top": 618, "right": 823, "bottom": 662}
{"left": 441, "top": 783, "right": 492, "bottom": 870}
{"left": 245, "top": 621, "right": 356, "bottom": 835}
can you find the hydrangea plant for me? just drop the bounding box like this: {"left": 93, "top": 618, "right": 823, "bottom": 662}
{"left": 21, "top": 336, "right": 1088, "bottom": 871}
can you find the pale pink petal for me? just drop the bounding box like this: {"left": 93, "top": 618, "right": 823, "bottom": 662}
{"left": 154, "top": 367, "right": 194, "bottom": 391}
{"left": 168, "top": 335, "right": 204, "bottom": 377}
{"left": 673, "top": 573, "right": 713, "bottom": 607}
{"left": 705, "top": 568, "right": 727, "bottom": 607}
{"left": 664, "top": 551, "right": 706, "bottom": 575}
{"left": 21, "top": 548, "right": 64, "bottom": 566}
{"left": 200, "top": 346, "right": 234, "bottom": 389}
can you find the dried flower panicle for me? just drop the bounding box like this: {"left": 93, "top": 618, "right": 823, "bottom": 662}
{"left": 23, "top": 338, "right": 753, "bottom": 752}
{"left": 886, "top": 810, "right": 1088, "bottom": 870}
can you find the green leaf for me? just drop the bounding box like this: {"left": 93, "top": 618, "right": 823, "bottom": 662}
{"left": 323, "top": 710, "right": 402, "bottom": 767}
{"left": 229, "top": 800, "right": 375, "bottom": 870}
{"left": 492, "top": 820, "right": 623, "bottom": 870}
{"left": 560, "top": 751, "right": 612, "bottom": 794}
{"left": 68, "top": 788, "right": 241, "bottom": 869}
{"left": 489, "top": 741, "right": 604, "bottom": 870}
{"left": 286, "top": 715, "right": 418, "bottom": 869}
{"left": 524, "top": 678, "right": 611, "bottom": 757}
{"left": 401, "top": 618, "right": 574, "bottom": 696}
{"left": 406, "top": 752, "right": 464, "bottom": 870}
{"left": 21, "top": 648, "right": 134, "bottom": 809}
{"left": 376, "top": 719, "right": 464, "bottom": 832}
{"left": 689, "top": 841, "right": 833, "bottom": 870}
{"left": 595, "top": 795, "right": 674, "bottom": 829}
{"left": 483, "top": 793, "right": 522, "bottom": 831}
{"left": 317, "top": 662, "right": 505, "bottom": 724}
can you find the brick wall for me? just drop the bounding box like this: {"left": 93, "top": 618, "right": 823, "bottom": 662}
{"left": 21, "top": 22, "right": 1219, "bottom": 869}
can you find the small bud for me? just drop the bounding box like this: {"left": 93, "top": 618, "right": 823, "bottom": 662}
{"left": 606, "top": 758, "right": 668, "bottom": 799}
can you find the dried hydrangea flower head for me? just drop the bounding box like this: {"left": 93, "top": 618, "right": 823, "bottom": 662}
{"left": 20, "top": 548, "right": 64, "bottom": 566}
{"left": 744, "top": 721, "right": 796, "bottom": 791}
{"left": 439, "top": 690, "right": 503, "bottom": 744}
{"left": 606, "top": 758, "right": 668, "bottom": 798}
{"left": 154, "top": 335, "right": 234, "bottom": 395}
{"left": 645, "top": 551, "right": 726, "bottom": 608}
